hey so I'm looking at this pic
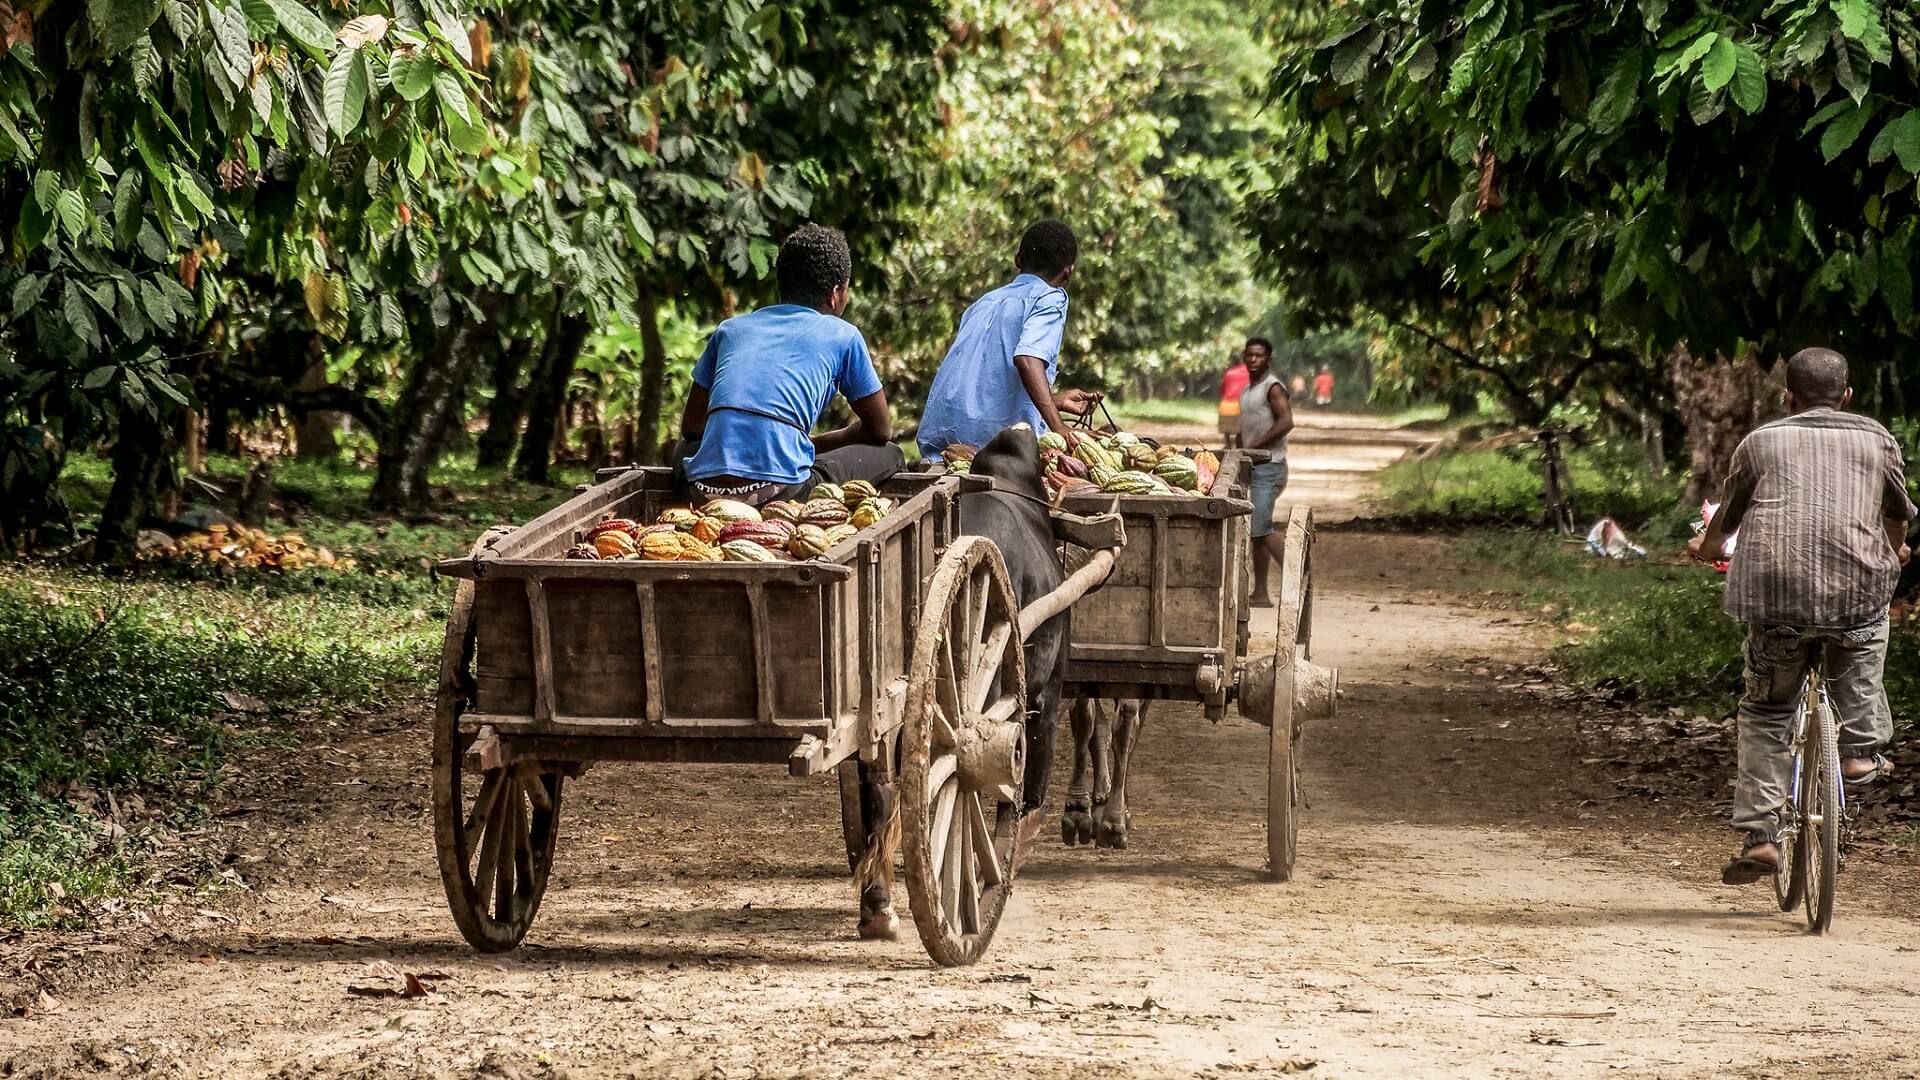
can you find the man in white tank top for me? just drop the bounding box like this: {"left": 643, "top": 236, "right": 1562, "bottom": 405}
{"left": 1238, "top": 337, "right": 1294, "bottom": 606}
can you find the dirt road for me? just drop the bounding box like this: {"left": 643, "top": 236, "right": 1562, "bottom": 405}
{"left": 6, "top": 417, "right": 1919, "bottom": 1079}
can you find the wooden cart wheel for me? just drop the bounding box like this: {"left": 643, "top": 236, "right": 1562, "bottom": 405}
{"left": 432, "top": 554, "right": 565, "bottom": 953}
{"left": 900, "top": 537, "right": 1026, "bottom": 967}
{"left": 1267, "top": 509, "right": 1321, "bottom": 883}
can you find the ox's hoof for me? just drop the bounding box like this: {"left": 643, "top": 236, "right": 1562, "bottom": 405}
{"left": 1093, "top": 805, "right": 1131, "bottom": 850}
{"left": 857, "top": 905, "right": 898, "bottom": 941}
{"left": 1061, "top": 799, "right": 1094, "bottom": 846}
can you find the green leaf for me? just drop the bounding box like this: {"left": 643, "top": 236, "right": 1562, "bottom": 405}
{"left": 1602, "top": 250, "right": 1637, "bottom": 302}
{"left": 432, "top": 68, "right": 472, "bottom": 126}
{"left": 1819, "top": 100, "right": 1876, "bottom": 161}
{"left": 88, "top": 0, "right": 163, "bottom": 57}
{"left": 1330, "top": 27, "right": 1382, "bottom": 85}
{"left": 323, "top": 48, "right": 370, "bottom": 137}
{"left": 1883, "top": 223, "right": 1914, "bottom": 324}
{"left": 0, "top": 109, "right": 32, "bottom": 162}
{"left": 1802, "top": 98, "right": 1854, "bottom": 136}
{"left": 54, "top": 190, "right": 89, "bottom": 240}
{"left": 429, "top": 4, "right": 472, "bottom": 64}
{"left": 1868, "top": 110, "right": 1920, "bottom": 172}
{"left": 1670, "top": 32, "right": 1718, "bottom": 77}
{"left": 1688, "top": 78, "right": 1724, "bottom": 126}
{"left": 1701, "top": 35, "right": 1738, "bottom": 92}
{"left": 207, "top": 0, "right": 253, "bottom": 92}
{"left": 112, "top": 169, "right": 144, "bottom": 248}
{"left": 10, "top": 275, "right": 48, "bottom": 315}
{"left": 512, "top": 222, "right": 550, "bottom": 277}
{"left": 63, "top": 287, "right": 102, "bottom": 350}
{"left": 136, "top": 219, "right": 169, "bottom": 261}
{"left": 139, "top": 277, "right": 176, "bottom": 331}
{"left": 390, "top": 54, "right": 435, "bottom": 100}
{"left": 173, "top": 168, "right": 217, "bottom": 219}
{"left": 83, "top": 365, "right": 117, "bottom": 390}
{"left": 266, "top": 0, "right": 331, "bottom": 53}
{"left": 241, "top": 0, "right": 276, "bottom": 34}
{"left": 1405, "top": 41, "right": 1439, "bottom": 83}
{"left": 378, "top": 294, "right": 403, "bottom": 339}
{"left": 146, "top": 370, "right": 191, "bottom": 407}
{"left": 1729, "top": 45, "right": 1767, "bottom": 114}
{"left": 1589, "top": 51, "right": 1642, "bottom": 133}
{"left": 1832, "top": 0, "right": 1893, "bottom": 63}
{"left": 1640, "top": 0, "right": 1668, "bottom": 32}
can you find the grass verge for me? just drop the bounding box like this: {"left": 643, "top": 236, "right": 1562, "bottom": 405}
{"left": 1377, "top": 442, "right": 1685, "bottom": 535}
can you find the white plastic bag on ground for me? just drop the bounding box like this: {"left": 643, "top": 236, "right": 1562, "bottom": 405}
{"left": 1585, "top": 517, "right": 1646, "bottom": 558}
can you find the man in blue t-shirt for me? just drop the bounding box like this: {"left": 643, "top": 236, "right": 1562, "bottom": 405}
{"left": 675, "top": 224, "right": 902, "bottom": 505}
{"left": 917, "top": 220, "right": 1102, "bottom": 457}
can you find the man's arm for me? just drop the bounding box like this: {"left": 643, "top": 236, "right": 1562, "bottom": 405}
{"left": 1690, "top": 444, "right": 1755, "bottom": 562}
{"left": 678, "top": 384, "right": 710, "bottom": 441}
{"left": 1883, "top": 438, "right": 1917, "bottom": 562}
{"left": 1245, "top": 383, "right": 1294, "bottom": 450}
{"left": 1015, "top": 354, "right": 1078, "bottom": 440}
{"left": 812, "top": 390, "right": 892, "bottom": 453}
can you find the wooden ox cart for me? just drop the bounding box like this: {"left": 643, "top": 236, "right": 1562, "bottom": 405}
{"left": 430, "top": 469, "right": 1123, "bottom": 966}
{"left": 1059, "top": 448, "right": 1336, "bottom": 880}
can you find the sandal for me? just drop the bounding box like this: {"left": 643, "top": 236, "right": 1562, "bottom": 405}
{"left": 1844, "top": 752, "right": 1894, "bottom": 788}
{"left": 1721, "top": 835, "right": 1779, "bottom": 886}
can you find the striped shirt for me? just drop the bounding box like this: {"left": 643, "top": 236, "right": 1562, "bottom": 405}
{"left": 1719, "top": 407, "right": 1916, "bottom": 628}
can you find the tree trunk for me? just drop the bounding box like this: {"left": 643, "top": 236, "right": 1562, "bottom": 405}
{"left": 1670, "top": 345, "right": 1778, "bottom": 506}
{"left": 96, "top": 413, "right": 171, "bottom": 565}
{"left": 514, "top": 309, "right": 591, "bottom": 484}
{"left": 371, "top": 295, "right": 503, "bottom": 511}
{"left": 293, "top": 339, "right": 341, "bottom": 461}
{"left": 475, "top": 338, "right": 531, "bottom": 469}
{"left": 1641, "top": 410, "right": 1665, "bottom": 479}
{"left": 633, "top": 279, "right": 671, "bottom": 466}
{"left": 1444, "top": 385, "right": 1478, "bottom": 419}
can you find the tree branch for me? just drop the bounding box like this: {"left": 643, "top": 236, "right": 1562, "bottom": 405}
{"left": 211, "top": 371, "right": 391, "bottom": 440}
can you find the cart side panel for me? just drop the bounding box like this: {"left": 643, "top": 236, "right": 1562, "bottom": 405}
{"left": 1072, "top": 513, "right": 1229, "bottom": 649}
{"left": 474, "top": 579, "right": 534, "bottom": 714}
{"left": 545, "top": 580, "right": 647, "bottom": 717}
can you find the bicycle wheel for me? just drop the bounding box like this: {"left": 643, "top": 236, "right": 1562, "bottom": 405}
{"left": 1772, "top": 704, "right": 1807, "bottom": 912}
{"left": 1801, "top": 687, "right": 1843, "bottom": 934}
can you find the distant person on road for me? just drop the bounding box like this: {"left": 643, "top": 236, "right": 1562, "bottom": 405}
{"left": 1313, "top": 365, "right": 1335, "bottom": 407}
{"left": 917, "top": 219, "right": 1103, "bottom": 457}
{"left": 1690, "top": 348, "right": 1914, "bottom": 886}
{"left": 1240, "top": 337, "right": 1294, "bottom": 608}
{"left": 1289, "top": 371, "right": 1309, "bottom": 400}
{"left": 675, "top": 223, "right": 902, "bottom": 506}
{"left": 1217, "top": 351, "right": 1250, "bottom": 449}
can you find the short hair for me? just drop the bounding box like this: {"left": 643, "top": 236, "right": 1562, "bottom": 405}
{"left": 776, "top": 223, "right": 851, "bottom": 308}
{"left": 1786, "top": 347, "right": 1848, "bottom": 406}
{"left": 1016, "top": 219, "right": 1077, "bottom": 279}
{"left": 1244, "top": 337, "right": 1274, "bottom": 357}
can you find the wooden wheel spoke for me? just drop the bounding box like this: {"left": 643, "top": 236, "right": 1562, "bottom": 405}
{"left": 930, "top": 702, "right": 961, "bottom": 750}
{"left": 928, "top": 766, "right": 959, "bottom": 871}
{"left": 967, "top": 566, "right": 989, "bottom": 651}
{"left": 981, "top": 693, "right": 1020, "bottom": 726}
{"left": 958, "top": 794, "right": 981, "bottom": 934}
{"left": 941, "top": 784, "right": 965, "bottom": 931}
{"left": 493, "top": 785, "right": 519, "bottom": 920}
{"left": 967, "top": 619, "right": 1012, "bottom": 714}
{"left": 463, "top": 772, "right": 502, "bottom": 855}
{"left": 937, "top": 634, "right": 964, "bottom": 726}
{"left": 472, "top": 771, "right": 510, "bottom": 904}
{"left": 967, "top": 792, "right": 1001, "bottom": 889}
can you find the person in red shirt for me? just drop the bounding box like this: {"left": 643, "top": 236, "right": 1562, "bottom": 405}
{"left": 1312, "top": 365, "right": 1335, "bottom": 407}
{"left": 1217, "top": 352, "right": 1250, "bottom": 448}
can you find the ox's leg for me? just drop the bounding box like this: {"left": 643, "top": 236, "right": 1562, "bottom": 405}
{"left": 1061, "top": 697, "right": 1096, "bottom": 846}
{"left": 1095, "top": 700, "right": 1147, "bottom": 849}
{"left": 853, "top": 758, "right": 900, "bottom": 941}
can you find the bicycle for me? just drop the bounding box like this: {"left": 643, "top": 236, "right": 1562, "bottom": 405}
{"left": 1771, "top": 656, "right": 1846, "bottom": 934}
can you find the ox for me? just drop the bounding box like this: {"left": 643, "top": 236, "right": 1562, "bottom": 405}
{"left": 852, "top": 424, "right": 1072, "bottom": 938}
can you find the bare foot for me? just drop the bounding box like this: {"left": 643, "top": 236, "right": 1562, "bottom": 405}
{"left": 1721, "top": 841, "right": 1779, "bottom": 885}
{"left": 1843, "top": 755, "right": 1890, "bottom": 783}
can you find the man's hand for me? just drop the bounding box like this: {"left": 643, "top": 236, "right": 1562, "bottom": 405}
{"left": 1687, "top": 533, "right": 1725, "bottom": 564}
{"left": 1054, "top": 388, "right": 1102, "bottom": 417}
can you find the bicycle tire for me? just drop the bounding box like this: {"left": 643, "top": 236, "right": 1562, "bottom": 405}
{"left": 1773, "top": 702, "right": 1807, "bottom": 912}
{"left": 1802, "top": 687, "right": 1842, "bottom": 934}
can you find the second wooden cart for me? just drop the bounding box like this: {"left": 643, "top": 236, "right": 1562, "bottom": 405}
{"left": 1059, "top": 449, "right": 1337, "bottom": 879}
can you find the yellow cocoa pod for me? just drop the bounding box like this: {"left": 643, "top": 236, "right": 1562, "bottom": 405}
{"left": 788, "top": 524, "right": 831, "bottom": 558}
{"left": 690, "top": 515, "right": 726, "bottom": 544}
{"left": 699, "top": 499, "right": 761, "bottom": 524}
{"left": 639, "top": 532, "right": 685, "bottom": 560}
{"left": 823, "top": 524, "right": 857, "bottom": 547}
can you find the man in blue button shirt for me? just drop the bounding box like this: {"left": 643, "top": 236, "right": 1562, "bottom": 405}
{"left": 917, "top": 220, "right": 1102, "bottom": 457}
{"left": 676, "top": 224, "right": 902, "bottom": 505}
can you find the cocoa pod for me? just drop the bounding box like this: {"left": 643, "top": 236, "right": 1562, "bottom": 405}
{"left": 564, "top": 543, "right": 600, "bottom": 560}
{"left": 594, "top": 531, "right": 638, "bottom": 558}
{"left": 761, "top": 500, "right": 803, "bottom": 524}
{"left": 809, "top": 482, "right": 846, "bottom": 505}
{"left": 699, "top": 498, "right": 761, "bottom": 524}
{"left": 801, "top": 498, "right": 850, "bottom": 527}
{"left": 585, "top": 517, "right": 640, "bottom": 540}
{"left": 822, "top": 524, "right": 858, "bottom": 547}
{"left": 658, "top": 508, "right": 701, "bottom": 530}
{"left": 840, "top": 480, "right": 879, "bottom": 506}
{"left": 849, "top": 497, "right": 893, "bottom": 530}
{"left": 718, "top": 520, "right": 794, "bottom": 551}
{"left": 788, "top": 524, "right": 832, "bottom": 558}
{"left": 690, "top": 515, "right": 727, "bottom": 544}
{"left": 720, "top": 539, "right": 782, "bottom": 563}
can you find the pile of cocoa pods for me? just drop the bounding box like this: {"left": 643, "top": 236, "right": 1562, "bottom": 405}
{"left": 937, "top": 431, "right": 1218, "bottom": 502}
{"left": 563, "top": 480, "right": 895, "bottom": 563}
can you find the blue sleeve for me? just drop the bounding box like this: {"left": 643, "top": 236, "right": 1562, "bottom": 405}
{"left": 838, "top": 328, "right": 884, "bottom": 400}
{"left": 1013, "top": 291, "right": 1068, "bottom": 366}
{"left": 691, "top": 330, "right": 719, "bottom": 389}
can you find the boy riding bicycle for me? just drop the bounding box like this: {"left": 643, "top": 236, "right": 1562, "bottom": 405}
{"left": 1689, "top": 348, "right": 1914, "bottom": 885}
